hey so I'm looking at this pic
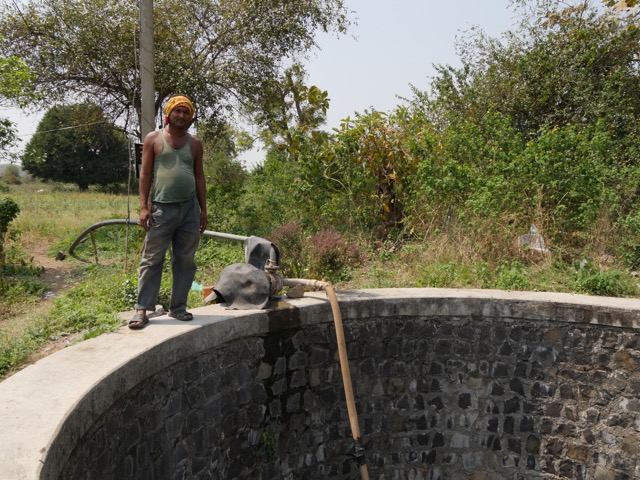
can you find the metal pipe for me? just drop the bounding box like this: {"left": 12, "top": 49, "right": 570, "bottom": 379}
{"left": 201, "top": 230, "right": 248, "bottom": 243}
{"left": 68, "top": 219, "right": 141, "bottom": 255}
{"left": 67, "top": 220, "right": 250, "bottom": 256}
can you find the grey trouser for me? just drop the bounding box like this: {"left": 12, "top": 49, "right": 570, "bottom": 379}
{"left": 136, "top": 197, "right": 201, "bottom": 313}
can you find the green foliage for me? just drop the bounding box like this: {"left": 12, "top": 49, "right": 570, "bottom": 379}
{"left": 262, "top": 430, "right": 277, "bottom": 460}
{"left": 492, "top": 260, "right": 530, "bottom": 291}
{"left": 0, "top": 55, "right": 36, "bottom": 106}
{"left": 195, "top": 239, "right": 245, "bottom": 281}
{"left": 22, "top": 103, "right": 129, "bottom": 191}
{"left": 204, "top": 155, "right": 248, "bottom": 234}
{"left": 571, "top": 258, "right": 639, "bottom": 297}
{"left": 616, "top": 211, "right": 640, "bottom": 269}
{"left": 326, "top": 108, "right": 421, "bottom": 238}
{"left": 416, "top": 262, "right": 473, "bottom": 288}
{"left": 0, "top": 328, "right": 47, "bottom": 377}
{"left": 0, "top": 196, "right": 19, "bottom": 263}
{"left": 234, "top": 152, "right": 302, "bottom": 237}
{"left": 0, "top": 196, "right": 18, "bottom": 234}
{"left": 253, "top": 63, "right": 331, "bottom": 163}
{"left": 0, "top": 0, "right": 351, "bottom": 133}
{"left": 0, "top": 118, "right": 18, "bottom": 160}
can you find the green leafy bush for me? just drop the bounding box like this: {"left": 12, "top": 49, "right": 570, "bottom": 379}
{"left": 572, "top": 258, "right": 639, "bottom": 297}
{"left": 492, "top": 260, "right": 530, "bottom": 291}
{"left": 0, "top": 197, "right": 19, "bottom": 263}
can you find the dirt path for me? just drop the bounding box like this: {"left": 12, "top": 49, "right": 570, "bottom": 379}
{"left": 29, "top": 242, "right": 82, "bottom": 295}
{"left": 1, "top": 242, "right": 87, "bottom": 370}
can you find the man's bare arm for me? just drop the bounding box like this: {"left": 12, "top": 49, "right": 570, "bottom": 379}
{"left": 192, "top": 137, "right": 207, "bottom": 233}
{"left": 139, "top": 131, "right": 158, "bottom": 231}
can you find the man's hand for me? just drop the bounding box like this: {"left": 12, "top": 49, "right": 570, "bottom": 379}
{"left": 200, "top": 210, "right": 208, "bottom": 234}
{"left": 140, "top": 205, "right": 154, "bottom": 232}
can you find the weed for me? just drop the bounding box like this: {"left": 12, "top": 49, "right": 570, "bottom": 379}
{"left": 416, "top": 262, "right": 460, "bottom": 288}
{"left": 262, "top": 431, "right": 277, "bottom": 460}
{"left": 493, "top": 260, "right": 530, "bottom": 291}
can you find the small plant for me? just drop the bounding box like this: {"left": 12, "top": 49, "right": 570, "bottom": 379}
{"left": 262, "top": 431, "right": 277, "bottom": 460}
{"left": 416, "top": 262, "right": 459, "bottom": 288}
{"left": 473, "top": 261, "right": 493, "bottom": 289}
{"left": 120, "top": 277, "right": 138, "bottom": 311}
{"left": 493, "top": 260, "right": 530, "bottom": 291}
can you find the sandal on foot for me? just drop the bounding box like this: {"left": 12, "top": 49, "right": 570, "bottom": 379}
{"left": 169, "top": 310, "right": 193, "bottom": 321}
{"left": 128, "top": 313, "right": 149, "bottom": 330}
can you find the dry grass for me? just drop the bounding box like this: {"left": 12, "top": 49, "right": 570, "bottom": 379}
{"left": 10, "top": 186, "right": 135, "bottom": 244}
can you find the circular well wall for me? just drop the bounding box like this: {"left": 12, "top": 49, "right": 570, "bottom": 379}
{"left": 2, "top": 289, "right": 640, "bottom": 479}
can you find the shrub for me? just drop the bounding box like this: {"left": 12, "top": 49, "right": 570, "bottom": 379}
{"left": 307, "top": 230, "right": 364, "bottom": 282}
{"left": 267, "top": 219, "right": 308, "bottom": 278}
{"left": 416, "top": 262, "right": 465, "bottom": 288}
{"left": 2, "top": 164, "right": 22, "bottom": 185}
{"left": 0, "top": 197, "right": 19, "bottom": 263}
{"left": 572, "top": 258, "right": 639, "bottom": 297}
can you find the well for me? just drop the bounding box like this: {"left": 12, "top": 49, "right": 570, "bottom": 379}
{"left": 1, "top": 289, "right": 640, "bottom": 479}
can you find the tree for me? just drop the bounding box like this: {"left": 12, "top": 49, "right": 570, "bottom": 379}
{"left": 0, "top": 55, "right": 37, "bottom": 160}
{"left": 253, "top": 64, "right": 331, "bottom": 162}
{"left": 0, "top": 118, "right": 17, "bottom": 162}
{"left": 0, "top": 0, "right": 351, "bottom": 137}
{"left": 327, "top": 108, "right": 421, "bottom": 238}
{"left": 22, "top": 103, "right": 129, "bottom": 191}
{"left": 424, "top": 0, "right": 640, "bottom": 142}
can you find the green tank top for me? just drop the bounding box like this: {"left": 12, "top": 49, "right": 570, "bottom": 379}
{"left": 151, "top": 131, "right": 196, "bottom": 203}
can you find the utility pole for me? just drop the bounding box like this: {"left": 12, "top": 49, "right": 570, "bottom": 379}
{"left": 139, "top": 0, "right": 155, "bottom": 139}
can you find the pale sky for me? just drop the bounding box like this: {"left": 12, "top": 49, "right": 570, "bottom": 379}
{"left": 2, "top": 0, "right": 517, "bottom": 165}
{"left": 305, "top": 0, "right": 516, "bottom": 129}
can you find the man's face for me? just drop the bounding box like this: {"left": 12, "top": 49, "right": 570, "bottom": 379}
{"left": 168, "top": 105, "right": 192, "bottom": 128}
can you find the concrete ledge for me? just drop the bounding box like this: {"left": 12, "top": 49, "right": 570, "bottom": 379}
{"left": 1, "top": 288, "right": 640, "bottom": 479}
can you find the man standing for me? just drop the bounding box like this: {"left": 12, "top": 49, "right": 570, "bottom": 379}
{"left": 129, "top": 95, "right": 207, "bottom": 329}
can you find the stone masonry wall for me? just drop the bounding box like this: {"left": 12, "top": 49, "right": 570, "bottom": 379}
{"left": 59, "top": 301, "right": 640, "bottom": 479}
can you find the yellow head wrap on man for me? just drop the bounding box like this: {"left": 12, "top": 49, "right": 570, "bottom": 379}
{"left": 163, "top": 95, "right": 195, "bottom": 126}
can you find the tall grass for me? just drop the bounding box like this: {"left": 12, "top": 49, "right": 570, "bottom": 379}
{"left": 10, "top": 187, "right": 135, "bottom": 244}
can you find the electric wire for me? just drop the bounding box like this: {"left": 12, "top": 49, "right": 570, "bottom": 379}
{"left": 15, "top": 120, "right": 109, "bottom": 138}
